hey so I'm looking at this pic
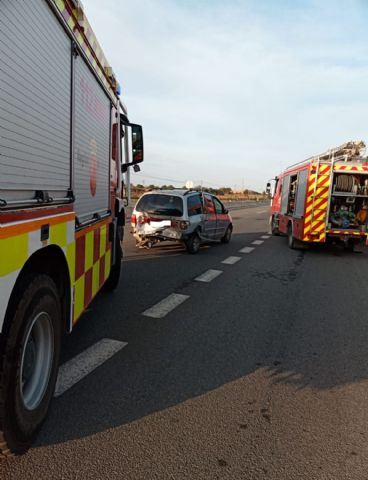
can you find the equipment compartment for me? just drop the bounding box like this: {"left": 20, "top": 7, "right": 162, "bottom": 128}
{"left": 329, "top": 173, "right": 368, "bottom": 230}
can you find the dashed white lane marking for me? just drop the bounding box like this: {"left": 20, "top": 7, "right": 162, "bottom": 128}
{"left": 55, "top": 339, "right": 127, "bottom": 397}
{"left": 252, "top": 240, "right": 264, "bottom": 245}
{"left": 195, "top": 269, "right": 223, "bottom": 283}
{"left": 261, "top": 235, "right": 270, "bottom": 239}
{"left": 142, "top": 293, "right": 190, "bottom": 318}
{"left": 222, "top": 256, "right": 242, "bottom": 265}
{"left": 239, "top": 246, "right": 255, "bottom": 253}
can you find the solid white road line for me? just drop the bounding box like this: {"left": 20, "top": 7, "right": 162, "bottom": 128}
{"left": 195, "top": 269, "right": 223, "bottom": 283}
{"left": 261, "top": 235, "right": 270, "bottom": 239}
{"left": 143, "top": 293, "right": 190, "bottom": 318}
{"left": 222, "top": 256, "right": 241, "bottom": 265}
{"left": 239, "top": 246, "right": 255, "bottom": 253}
{"left": 54, "top": 338, "right": 127, "bottom": 397}
{"left": 252, "top": 240, "right": 264, "bottom": 245}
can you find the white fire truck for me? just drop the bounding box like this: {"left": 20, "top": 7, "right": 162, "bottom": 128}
{"left": 0, "top": 0, "right": 143, "bottom": 454}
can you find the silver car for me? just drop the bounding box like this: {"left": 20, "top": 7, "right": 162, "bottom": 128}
{"left": 131, "top": 190, "right": 233, "bottom": 253}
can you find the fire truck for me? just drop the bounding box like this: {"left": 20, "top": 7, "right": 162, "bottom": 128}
{"left": 0, "top": 0, "right": 143, "bottom": 454}
{"left": 268, "top": 141, "right": 368, "bottom": 251}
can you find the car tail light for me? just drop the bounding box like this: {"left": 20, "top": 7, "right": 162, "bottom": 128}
{"left": 180, "top": 221, "right": 190, "bottom": 230}
{"left": 138, "top": 215, "right": 151, "bottom": 225}
{"left": 131, "top": 214, "right": 137, "bottom": 225}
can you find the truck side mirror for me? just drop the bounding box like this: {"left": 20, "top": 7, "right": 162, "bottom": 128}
{"left": 266, "top": 182, "right": 271, "bottom": 194}
{"left": 131, "top": 123, "right": 144, "bottom": 165}
{"left": 120, "top": 120, "right": 144, "bottom": 172}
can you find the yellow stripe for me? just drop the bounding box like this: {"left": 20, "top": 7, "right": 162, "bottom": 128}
{"left": 100, "top": 225, "right": 107, "bottom": 258}
{"left": 74, "top": 275, "right": 85, "bottom": 321}
{"left": 315, "top": 188, "right": 329, "bottom": 198}
{"left": 66, "top": 242, "right": 76, "bottom": 283}
{"left": 104, "top": 249, "right": 111, "bottom": 280}
{"left": 312, "top": 223, "right": 326, "bottom": 233}
{"left": 85, "top": 231, "right": 94, "bottom": 272}
{"left": 0, "top": 234, "right": 28, "bottom": 276}
{"left": 50, "top": 222, "right": 67, "bottom": 247}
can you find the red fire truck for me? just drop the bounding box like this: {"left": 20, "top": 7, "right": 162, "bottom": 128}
{"left": 0, "top": 0, "right": 143, "bottom": 454}
{"left": 268, "top": 141, "right": 368, "bottom": 251}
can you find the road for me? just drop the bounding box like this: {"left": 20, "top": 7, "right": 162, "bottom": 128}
{"left": 2, "top": 204, "right": 368, "bottom": 479}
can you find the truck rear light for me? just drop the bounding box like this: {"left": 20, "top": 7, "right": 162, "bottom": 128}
{"left": 131, "top": 214, "right": 137, "bottom": 225}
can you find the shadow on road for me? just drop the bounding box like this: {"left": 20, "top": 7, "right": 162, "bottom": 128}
{"left": 35, "top": 230, "right": 368, "bottom": 449}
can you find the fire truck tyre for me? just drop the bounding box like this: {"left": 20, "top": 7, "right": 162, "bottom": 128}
{"left": 221, "top": 226, "right": 232, "bottom": 244}
{"left": 186, "top": 233, "right": 201, "bottom": 254}
{"left": 288, "top": 224, "right": 298, "bottom": 250}
{"left": 104, "top": 231, "right": 122, "bottom": 291}
{"left": 271, "top": 216, "right": 280, "bottom": 236}
{"left": 0, "top": 275, "right": 61, "bottom": 456}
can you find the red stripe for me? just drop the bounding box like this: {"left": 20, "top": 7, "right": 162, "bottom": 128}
{"left": 75, "top": 235, "right": 86, "bottom": 280}
{"left": 84, "top": 268, "right": 93, "bottom": 308}
{"left": 312, "top": 210, "right": 326, "bottom": 222}
{"left": 312, "top": 198, "right": 328, "bottom": 211}
{"left": 312, "top": 220, "right": 325, "bottom": 232}
{"left": 0, "top": 205, "right": 73, "bottom": 224}
{"left": 317, "top": 176, "right": 330, "bottom": 187}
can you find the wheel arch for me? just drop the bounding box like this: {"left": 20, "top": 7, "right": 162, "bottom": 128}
{"left": 3, "top": 246, "right": 72, "bottom": 338}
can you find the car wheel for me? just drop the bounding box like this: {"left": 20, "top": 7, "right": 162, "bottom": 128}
{"left": 221, "top": 226, "right": 232, "bottom": 243}
{"left": 186, "top": 233, "right": 201, "bottom": 254}
{"left": 0, "top": 275, "right": 62, "bottom": 455}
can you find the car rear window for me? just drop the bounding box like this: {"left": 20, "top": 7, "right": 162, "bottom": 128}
{"left": 136, "top": 194, "right": 183, "bottom": 217}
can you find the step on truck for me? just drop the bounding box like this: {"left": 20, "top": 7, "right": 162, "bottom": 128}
{"left": 267, "top": 141, "right": 368, "bottom": 251}
{"left": 0, "top": 0, "right": 143, "bottom": 455}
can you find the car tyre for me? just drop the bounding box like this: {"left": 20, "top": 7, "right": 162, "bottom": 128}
{"left": 185, "top": 233, "right": 201, "bottom": 254}
{"left": 0, "top": 274, "right": 62, "bottom": 456}
{"left": 221, "top": 226, "right": 232, "bottom": 244}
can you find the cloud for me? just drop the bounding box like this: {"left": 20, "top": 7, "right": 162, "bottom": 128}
{"left": 83, "top": 0, "right": 368, "bottom": 190}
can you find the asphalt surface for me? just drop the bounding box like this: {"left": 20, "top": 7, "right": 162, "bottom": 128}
{"left": 2, "top": 204, "right": 368, "bottom": 479}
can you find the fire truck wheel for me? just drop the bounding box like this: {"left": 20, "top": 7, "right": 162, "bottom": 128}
{"left": 271, "top": 216, "right": 280, "bottom": 236}
{"left": 288, "top": 223, "right": 298, "bottom": 249}
{"left": 186, "top": 233, "right": 201, "bottom": 254}
{"left": 0, "top": 275, "right": 61, "bottom": 456}
{"left": 104, "top": 229, "right": 122, "bottom": 291}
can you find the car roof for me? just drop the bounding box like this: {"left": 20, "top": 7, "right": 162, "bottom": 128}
{"left": 143, "top": 189, "right": 211, "bottom": 197}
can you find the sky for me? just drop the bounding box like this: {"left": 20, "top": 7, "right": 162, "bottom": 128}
{"left": 82, "top": 0, "right": 368, "bottom": 192}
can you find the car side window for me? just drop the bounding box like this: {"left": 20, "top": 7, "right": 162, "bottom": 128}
{"left": 203, "top": 194, "right": 215, "bottom": 214}
{"left": 187, "top": 194, "right": 203, "bottom": 216}
{"left": 213, "top": 197, "right": 224, "bottom": 215}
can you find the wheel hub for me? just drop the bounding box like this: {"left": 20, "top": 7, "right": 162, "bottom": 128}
{"left": 19, "top": 312, "right": 54, "bottom": 411}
